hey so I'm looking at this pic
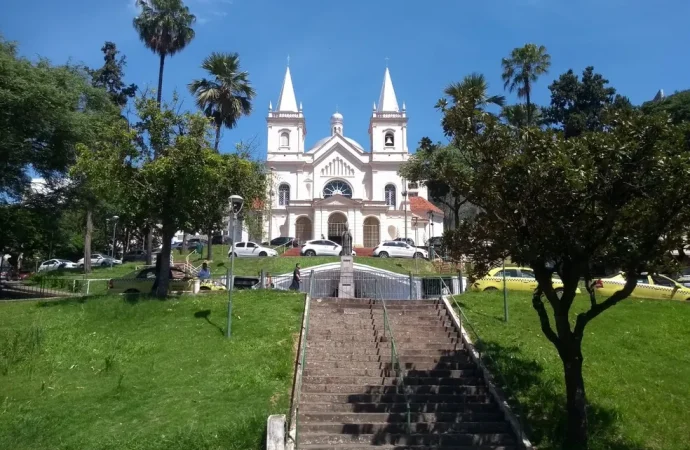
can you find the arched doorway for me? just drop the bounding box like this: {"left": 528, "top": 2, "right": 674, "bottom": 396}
{"left": 295, "top": 216, "right": 312, "bottom": 245}
{"left": 327, "top": 212, "right": 348, "bottom": 245}
{"left": 363, "top": 217, "right": 380, "bottom": 248}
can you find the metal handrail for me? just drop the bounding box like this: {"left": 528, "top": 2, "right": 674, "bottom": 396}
{"left": 289, "top": 271, "right": 315, "bottom": 449}
{"left": 447, "top": 292, "right": 529, "bottom": 445}
{"left": 375, "top": 281, "right": 411, "bottom": 434}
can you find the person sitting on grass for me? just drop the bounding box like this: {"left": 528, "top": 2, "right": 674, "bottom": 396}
{"left": 198, "top": 262, "right": 211, "bottom": 280}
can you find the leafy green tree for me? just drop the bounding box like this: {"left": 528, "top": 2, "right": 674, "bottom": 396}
{"left": 501, "top": 44, "right": 551, "bottom": 126}
{"left": 89, "top": 42, "right": 137, "bottom": 109}
{"left": 641, "top": 89, "right": 690, "bottom": 124}
{"left": 0, "top": 37, "right": 113, "bottom": 201}
{"left": 437, "top": 88, "right": 690, "bottom": 447}
{"left": 399, "top": 138, "right": 471, "bottom": 227}
{"left": 188, "top": 52, "right": 255, "bottom": 151}
{"left": 543, "top": 66, "right": 632, "bottom": 138}
{"left": 132, "top": 0, "right": 196, "bottom": 106}
{"left": 500, "top": 103, "right": 542, "bottom": 128}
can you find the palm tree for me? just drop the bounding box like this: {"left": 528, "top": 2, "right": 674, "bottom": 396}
{"left": 443, "top": 73, "right": 506, "bottom": 112}
{"left": 188, "top": 52, "right": 255, "bottom": 151}
{"left": 501, "top": 44, "right": 551, "bottom": 125}
{"left": 133, "top": 0, "right": 196, "bottom": 106}
{"left": 501, "top": 104, "right": 542, "bottom": 128}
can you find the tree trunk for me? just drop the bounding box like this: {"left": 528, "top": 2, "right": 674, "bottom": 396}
{"left": 84, "top": 207, "right": 93, "bottom": 273}
{"left": 123, "top": 228, "right": 130, "bottom": 254}
{"left": 214, "top": 124, "right": 221, "bottom": 152}
{"left": 145, "top": 226, "right": 153, "bottom": 265}
{"left": 181, "top": 232, "right": 187, "bottom": 255}
{"left": 525, "top": 79, "right": 532, "bottom": 126}
{"left": 453, "top": 198, "right": 461, "bottom": 230}
{"left": 207, "top": 227, "right": 213, "bottom": 260}
{"left": 155, "top": 226, "right": 174, "bottom": 298}
{"left": 156, "top": 53, "right": 165, "bottom": 106}
{"left": 563, "top": 346, "right": 588, "bottom": 449}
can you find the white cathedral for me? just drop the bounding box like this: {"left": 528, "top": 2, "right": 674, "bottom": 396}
{"left": 263, "top": 66, "right": 444, "bottom": 248}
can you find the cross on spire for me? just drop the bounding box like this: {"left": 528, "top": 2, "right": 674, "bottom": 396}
{"left": 287, "top": 54, "right": 290, "bottom": 67}
{"left": 385, "top": 57, "right": 389, "bottom": 67}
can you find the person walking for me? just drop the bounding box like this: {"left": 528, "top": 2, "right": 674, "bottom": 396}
{"left": 198, "top": 262, "right": 211, "bottom": 280}
{"left": 290, "top": 263, "right": 301, "bottom": 291}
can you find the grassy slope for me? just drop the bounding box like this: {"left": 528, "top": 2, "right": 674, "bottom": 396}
{"left": 0, "top": 291, "right": 305, "bottom": 450}
{"left": 456, "top": 291, "right": 690, "bottom": 450}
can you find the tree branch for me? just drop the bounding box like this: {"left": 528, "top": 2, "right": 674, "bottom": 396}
{"left": 574, "top": 271, "right": 638, "bottom": 338}
{"left": 531, "top": 286, "right": 561, "bottom": 352}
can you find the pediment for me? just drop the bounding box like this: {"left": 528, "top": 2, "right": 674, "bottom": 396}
{"left": 314, "top": 194, "right": 361, "bottom": 207}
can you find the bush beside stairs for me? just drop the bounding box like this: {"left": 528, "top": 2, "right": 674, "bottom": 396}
{"left": 295, "top": 297, "right": 522, "bottom": 449}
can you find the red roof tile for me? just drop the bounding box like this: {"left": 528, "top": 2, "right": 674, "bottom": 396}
{"left": 409, "top": 196, "right": 443, "bottom": 217}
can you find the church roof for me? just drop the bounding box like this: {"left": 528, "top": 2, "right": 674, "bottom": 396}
{"left": 410, "top": 196, "right": 443, "bottom": 217}
{"left": 377, "top": 67, "right": 399, "bottom": 112}
{"left": 277, "top": 66, "right": 298, "bottom": 112}
{"left": 309, "top": 135, "right": 365, "bottom": 153}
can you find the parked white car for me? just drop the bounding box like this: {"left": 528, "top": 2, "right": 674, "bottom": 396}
{"left": 77, "top": 253, "right": 122, "bottom": 268}
{"left": 38, "top": 259, "right": 78, "bottom": 272}
{"left": 373, "top": 241, "right": 428, "bottom": 259}
{"left": 228, "top": 242, "right": 278, "bottom": 258}
{"left": 300, "top": 239, "right": 357, "bottom": 257}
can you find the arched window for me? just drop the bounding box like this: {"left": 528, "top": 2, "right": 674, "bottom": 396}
{"left": 323, "top": 180, "right": 353, "bottom": 198}
{"left": 385, "top": 184, "right": 396, "bottom": 207}
{"left": 384, "top": 132, "right": 395, "bottom": 147}
{"left": 280, "top": 132, "right": 290, "bottom": 148}
{"left": 278, "top": 184, "right": 290, "bottom": 206}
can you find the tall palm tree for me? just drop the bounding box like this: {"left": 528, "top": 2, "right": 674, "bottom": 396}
{"left": 188, "top": 52, "right": 255, "bottom": 151}
{"left": 501, "top": 44, "right": 551, "bottom": 126}
{"left": 133, "top": 0, "right": 196, "bottom": 106}
{"left": 443, "top": 73, "right": 506, "bottom": 112}
{"left": 501, "top": 104, "right": 542, "bottom": 128}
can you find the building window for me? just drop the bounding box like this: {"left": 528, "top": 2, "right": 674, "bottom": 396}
{"left": 384, "top": 132, "right": 395, "bottom": 147}
{"left": 323, "top": 180, "right": 353, "bottom": 198}
{"left": 278, "top": 184, "right": 290, "bottom": 206}
{"left": 280, "top": 132, "right": 289, "bottom": 148}
{"left": 407, "top": 182, "right": 418, "bottom": 189}
{"left": 385, "top": 184, "right": 396, "bottom": 207}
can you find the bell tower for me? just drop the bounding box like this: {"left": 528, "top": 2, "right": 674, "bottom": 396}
{"left": 369, "top": 67, "right": 408, "bottom": 154}
{"left": 267, "top": 66, "right": 306, "bottom": 154}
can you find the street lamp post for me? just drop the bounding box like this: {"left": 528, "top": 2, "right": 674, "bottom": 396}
{"left": 226, "top": 195, "right": 244, "bottom": 338}
{"left": 107, "top": 216, "right": 119, "bottom": 269}
{"left": 402, "top": 179, "right": 408, "bottom": 242}
{"left": 427, "top": 211, "right": 435, "bottom": 260}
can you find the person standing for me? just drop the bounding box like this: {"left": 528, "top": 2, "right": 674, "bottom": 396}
{"left": 198, "top": 262, "right": 211, "bottom": 280}
{"left": 290, "top": 263, "right": 301, "bottom": 290}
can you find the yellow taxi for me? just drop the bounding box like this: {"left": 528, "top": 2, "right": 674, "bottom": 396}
{"left": 593, "top": 272, "right": 690, "bottom": 301}
{"left": 108, "top": 266, "right": 226, "bottom": 294}
{"left": 471, "top": 266, "right": 581, "bottom": 295}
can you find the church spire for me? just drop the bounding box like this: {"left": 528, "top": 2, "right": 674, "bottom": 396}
{"left": 277, "top": 66, "right": 298, "bottom": 112}
{"left": 377, "top": 67, "right": 399, "bottom": 112}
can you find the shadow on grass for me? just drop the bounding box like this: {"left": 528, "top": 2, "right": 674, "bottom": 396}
{"left": 479, "top": 341, "right": 650, "bottom": 450}
{"left": 194, "top": 309, "right": 224, "bottom": 335}
{"left": 36, "top": 293, "right": 173, "bottom": 308}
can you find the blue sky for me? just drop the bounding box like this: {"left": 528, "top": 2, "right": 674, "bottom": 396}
{"left": 2, "top": 0, "right": 689, "bottom": 157}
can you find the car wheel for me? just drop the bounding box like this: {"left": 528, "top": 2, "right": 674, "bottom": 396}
{"left": 101, "top": 261, "right": 108, "bottom": 267}
{"left": 124, "top": 289, "right": 139, "bottom": 294}
{"left": 484, "top": 287, "right": 498, "bottom": 292}
{"left": 259, "top": 251, "right": 267, "bottom": 257}
{"left": 379, "top": 252, "right": 389, "bottom": 258}
{"left": 414, "top": 252, "right": 424, "bottom": 259}
{"left": 303, "top": 250, "right": 315, "bottom": 257}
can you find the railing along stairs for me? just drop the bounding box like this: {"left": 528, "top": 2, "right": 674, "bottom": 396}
{"left": 182, "top": 250, "right": 204, "bottom": 276}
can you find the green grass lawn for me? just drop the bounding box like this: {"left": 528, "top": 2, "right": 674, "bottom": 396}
{"left": 455, "top": 291, "right": 690, "bottom": 450}
{"left": 0, "top": 290, "right": 305, "bottom": 450}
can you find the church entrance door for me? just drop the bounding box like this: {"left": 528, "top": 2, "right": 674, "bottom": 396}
{"left": 295, "top": 216, "right": 312, "bottom": 245}
{"left": 363, "top": 217, "right": 380, "bottom": 248}
{"left": 327, "top": 212, "right": 348, "bottom": 245}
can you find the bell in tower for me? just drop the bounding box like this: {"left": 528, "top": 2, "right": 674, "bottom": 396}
{"left": 384, "top": 132, "right": 395, "bottom": 147}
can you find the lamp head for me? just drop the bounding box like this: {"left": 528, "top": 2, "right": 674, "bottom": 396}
{"left": 229, "top": 195, "right": 244, "bottom": 214}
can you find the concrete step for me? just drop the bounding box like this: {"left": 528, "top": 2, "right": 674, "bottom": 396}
{"left": 302, "top": 372, "right": 481, "bottom": 385}
{"left": 307, "top": 336, "right": 462, "bottom": 345}
{"left": 299, "top": 402, "right": 500, "bottom": 413}
{"left": 307, "top": 349, "right": 466, "bottom": 358}
{"left": 309, "top": 330, "right": 460, "bottom": 339}
{"left": 305, "top": 358, "right": 475, "bottom": 370}
{"left": 305, "top": 354, "right": 472, "bottom": 364}
{"left": 298, "top": 411, "right": 505, "bottom": 424}
{"left": 301, "top": 384, "right": 487, "bottom": 395}
{"left": 299, "top": 445, "right": 516, "bottom": 450}
{"left": 307, "top": 342, "right": 463, "bottom": 352}
{"left": 312, "top": 299, "right": 441, "bottom": 307}
{"left": 298, "top": 431, "right": 515, "bottom": 446}
{"left": 300, "top": 393, "right": 491, "bottom": 404}
{"left": 308, "top": 323, "right": 454, "bottom": 332}
{"left": 299, "top": 421, "right": 511, "bottom": 434}
{"left": 304, "top": 363, "right": 477, "bottom": 375}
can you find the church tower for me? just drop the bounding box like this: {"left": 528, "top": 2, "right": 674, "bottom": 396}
{"left": 369, "top": 67, "right": 408, "bottom": 155}
{"left": 267, "top": 66, "right": 306, "bottom": 154}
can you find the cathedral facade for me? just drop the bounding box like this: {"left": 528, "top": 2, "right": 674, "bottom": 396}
{"left": 264, "top": 67, "right": 444, "bottom": 248}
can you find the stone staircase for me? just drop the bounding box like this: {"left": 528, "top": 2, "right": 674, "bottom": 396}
{"left": 295, "top": 297, "right": 523, "bottom": 449}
